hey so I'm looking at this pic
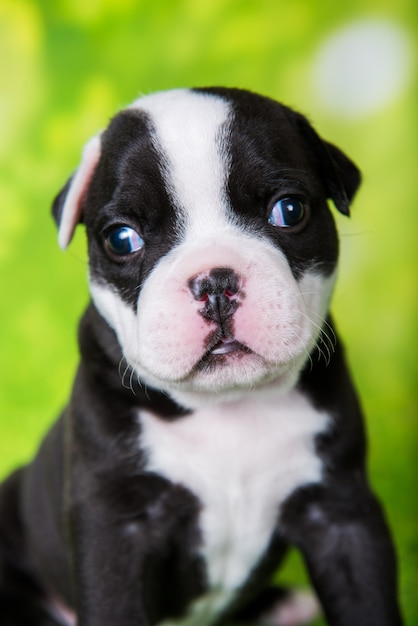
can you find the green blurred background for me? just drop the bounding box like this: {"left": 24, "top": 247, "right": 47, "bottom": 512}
{"left": 0, "top": 0, "right": 416, "bottom": 624}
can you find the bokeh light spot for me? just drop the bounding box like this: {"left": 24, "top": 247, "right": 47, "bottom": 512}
{"left": 311, "top": 19, "right": 414, "bottom": 118}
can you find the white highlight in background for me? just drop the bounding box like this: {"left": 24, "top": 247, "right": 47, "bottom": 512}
{"left": 311, "top": 19, "right": 414, "bottom": 118}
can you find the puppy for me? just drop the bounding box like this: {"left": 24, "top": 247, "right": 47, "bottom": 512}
{"left": 0, "top": 88, "right": 402, "bottom": 626}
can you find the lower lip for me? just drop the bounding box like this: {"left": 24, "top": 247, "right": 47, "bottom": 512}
{"left": 210, "top": 340, "right": 247, "bottom": 355}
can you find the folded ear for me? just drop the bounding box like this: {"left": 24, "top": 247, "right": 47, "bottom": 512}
{"left": 291, "top": 111, "right": 361, "bottom": 216}
{"left": 318, "top": 139, "right": 362, "bottom": 216}
{"left": 52, "top": 135, "right": 101, "bottom": 249}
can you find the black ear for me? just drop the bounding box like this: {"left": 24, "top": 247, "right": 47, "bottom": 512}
{"left": 319, "top": 139, "right": 362, "bottom": 215}
{"left": 52, "top": 135, "right": 101, "bottom": 249}
{"left": 291, "top": 111, "right": 361, "bottom": 215}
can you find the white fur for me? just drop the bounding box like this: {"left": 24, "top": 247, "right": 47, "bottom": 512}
{"left": 262, "top": 589, "right": 321, "bottom": 626}
{"left": 58, "top": 135, "right": 101, "bottom": 249}
{"left": 140, "top": 388, "right": 330, "bottom": 625}
{"left": 48, "top": 597, "right": 77, "bottom": 626}
{"left": 129, "top": 89, "right": 232, "bottom": 240}
{"left": 90, "top": 265, "right": 335, "bottom": 408}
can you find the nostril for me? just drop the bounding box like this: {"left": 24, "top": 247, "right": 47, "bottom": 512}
{"left": 210, "top": 268, "right": 239, "bottom": 297}
{"left": 188, "top": 276, "right": 211, "bottom": 301}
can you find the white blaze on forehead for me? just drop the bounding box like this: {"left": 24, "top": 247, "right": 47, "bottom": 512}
{"left": 129, "top": 89, "right": 232, "bottom": 238}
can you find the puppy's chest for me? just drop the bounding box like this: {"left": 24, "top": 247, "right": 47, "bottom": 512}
{"left": 139, "top": 389, "right": 329, "bottom": 622}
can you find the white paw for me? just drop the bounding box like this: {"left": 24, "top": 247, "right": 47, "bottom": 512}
{"left": 48, "top": 597, "right": 78, "bottom": 626}
{"left": 261, "top": 589, "right": 321, "bottom": 626}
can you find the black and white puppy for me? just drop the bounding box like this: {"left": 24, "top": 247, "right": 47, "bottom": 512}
{"left": 0, "top": 88, "right": 402, "bottom": 626}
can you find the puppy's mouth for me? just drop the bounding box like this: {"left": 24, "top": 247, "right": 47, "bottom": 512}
{"left": 210, "top": 337, "right": 249, "bottom": 355}
{"left": 199, "top": 336, "right": 252, "bottom": 365}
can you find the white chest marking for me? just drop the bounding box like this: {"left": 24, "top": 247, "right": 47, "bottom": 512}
{"left": 139, "top": 388, "right": 329, "bottom": 625}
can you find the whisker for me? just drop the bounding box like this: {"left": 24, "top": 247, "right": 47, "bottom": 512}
{"left": 118, "top": 356, "right": 138, "bottom": 395}
{"left": 296, "top": 307, "right": 337, "bottom": 367}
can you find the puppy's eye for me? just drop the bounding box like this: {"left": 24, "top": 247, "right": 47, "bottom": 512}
{"left": 268, "top": 197, "right": 305, "bottom": 228}
{"left": 105, "top": 226, "right": 144, "bottom": 257}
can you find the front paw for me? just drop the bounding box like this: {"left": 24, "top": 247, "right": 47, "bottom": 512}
{"left": 260, "top": 589, "right": 321, "bottom": 626}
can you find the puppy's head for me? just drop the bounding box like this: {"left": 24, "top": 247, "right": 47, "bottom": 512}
{"left": 53, "top": 88, "right": 360, "bottom": 406}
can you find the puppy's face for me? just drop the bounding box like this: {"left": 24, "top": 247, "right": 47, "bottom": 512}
{"left": 54, "top": 88, "right": 360, "bottom": 405}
